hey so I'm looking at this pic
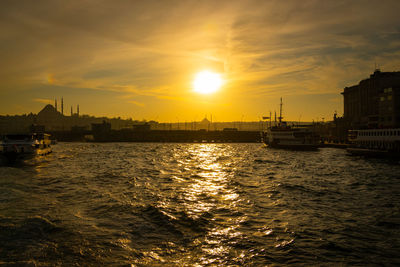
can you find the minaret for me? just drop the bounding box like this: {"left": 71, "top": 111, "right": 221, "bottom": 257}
{"left": 279, "top": 97, "right": 283, "bottom": 125}
{"left": 71, "top": 106, "right": 73, "bottom": 116}
{"left": 55, "top": 98, "right": 57, "bottom": 111}
{"left": 77, "top": 104, "right": 79, "bottom": 116}
{"left": 61, "top": 97, "right": 64, "bottom": 115}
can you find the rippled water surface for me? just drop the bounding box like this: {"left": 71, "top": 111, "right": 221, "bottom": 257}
{"left": 0, "top": 143, "right": 399, "bottom": 266}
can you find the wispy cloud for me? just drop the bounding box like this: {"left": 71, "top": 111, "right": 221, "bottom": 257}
{"left": 33, "top": 98, "right": 53, "bottom": 104}
{"left": 127, "top": 100, "right": 145, "bottom": 107}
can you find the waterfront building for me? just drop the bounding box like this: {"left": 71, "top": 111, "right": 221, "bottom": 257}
{"left": 342, "top": 70, "right": 400, "bottom": 129}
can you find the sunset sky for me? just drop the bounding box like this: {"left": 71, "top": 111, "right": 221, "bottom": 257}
{"left": 1, "top": 0, "right": 400, "bottom": 122}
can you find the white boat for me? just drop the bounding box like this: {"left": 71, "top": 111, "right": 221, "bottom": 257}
{"left": 1, "top": 133, "right": 52, "bottom": 162}
{"left": 347, "top": 128, "right": 400, "bottom": 157}
{"left": 262, "top": 98, "right": 320, "bottom": 150}
{"left": 263, "top": 125, "right": 320, "bottom": 150}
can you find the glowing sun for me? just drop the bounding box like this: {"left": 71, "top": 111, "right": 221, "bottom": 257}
{"left": 193, "top": 70, "right": 223, "bottom": 94}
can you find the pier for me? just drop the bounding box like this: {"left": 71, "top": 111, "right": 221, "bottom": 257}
{"left": 49, "top": 129, "right": 262, "bottom": 143}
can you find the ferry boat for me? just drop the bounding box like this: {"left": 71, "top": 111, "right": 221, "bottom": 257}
{"left": 262, "top": 98, "right": 320, "bottom": 150}
{"left": 0, "top": 133, "right": 52, "bottom": 162}
{"left": 263, "top": 125, "right": 320, "bottom": 150}
{"left": 347, "top": 128, "right": 400, "bottom": 157}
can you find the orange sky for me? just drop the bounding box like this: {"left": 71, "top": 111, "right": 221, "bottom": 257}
{"left": 1, "top": 0, "right": 400, "bottom": 122}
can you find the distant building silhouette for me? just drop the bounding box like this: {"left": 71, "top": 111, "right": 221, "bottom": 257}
{"left": 342, "top": 70, "right": 400, "bottom": 128}
{"left": 37, "top": 104, "right": 64, "bottom": 128}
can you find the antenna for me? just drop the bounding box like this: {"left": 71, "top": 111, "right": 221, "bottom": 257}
{"left": 374, "top": 61, "right": 381, "bottom": 72}
{"left": 270, "top": 111, "right": 272, "bottom": 128}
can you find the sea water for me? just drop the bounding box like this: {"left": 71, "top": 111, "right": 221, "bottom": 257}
{"left": 0, "top": 143, "right": 399, "bottom": 266}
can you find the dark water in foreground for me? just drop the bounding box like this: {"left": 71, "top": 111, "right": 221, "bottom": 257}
{"left": 0, "top": 143, "right": 399, "bottom": 266}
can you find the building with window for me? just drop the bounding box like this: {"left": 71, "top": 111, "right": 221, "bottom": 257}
{"left": 342, "top": 70, "right": 400, "bottom": 129}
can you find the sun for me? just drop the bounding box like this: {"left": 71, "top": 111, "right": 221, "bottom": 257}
{"left": 193, "top": 70, "right": 223, "bottom": 94}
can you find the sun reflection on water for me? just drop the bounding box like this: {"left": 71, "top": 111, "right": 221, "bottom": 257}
{"left": 174, "top": 144, "right": 246, "bottom": 262}
{"left": 179, "top": 144, "right": 239, "bottom": 214}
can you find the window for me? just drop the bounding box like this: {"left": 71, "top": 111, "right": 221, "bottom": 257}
{"left": 388, "top": 95, "right": 392, "bottom": 100}
{"left": 380, "top": 96, "right": 385, "bottom": 101}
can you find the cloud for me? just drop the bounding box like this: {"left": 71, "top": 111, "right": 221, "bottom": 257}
{"left": 127, "top": 100, "right": 145, "bottom": 107}
{"left": 33, "top": 98, "right": 53, "bottom": 104}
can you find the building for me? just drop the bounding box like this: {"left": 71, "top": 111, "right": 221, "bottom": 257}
{"left": 342, "top": 70, "right": 400, "bottom": 129}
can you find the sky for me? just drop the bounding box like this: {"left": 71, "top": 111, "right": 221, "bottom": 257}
{"left": 1, "top": 0, "right": 400, "bottom": 122}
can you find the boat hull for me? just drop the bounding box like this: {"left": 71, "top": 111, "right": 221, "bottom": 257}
{"left": 1, "top": 147, "right": 52, "bottom": 163}
{"left": 0, "top": 133, "right": 52, "bottom": 164}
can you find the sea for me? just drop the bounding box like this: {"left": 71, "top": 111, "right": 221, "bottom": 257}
{"left": 0, "top": 142, "right": 399, "bottom": 266}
